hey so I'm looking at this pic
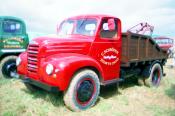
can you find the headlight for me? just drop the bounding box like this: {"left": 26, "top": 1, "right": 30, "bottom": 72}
{"left": 16, "top": 56, "right": 21, "bottom": 66}
{"left": 46, "top": 64, "right": 54, "bottom": 75}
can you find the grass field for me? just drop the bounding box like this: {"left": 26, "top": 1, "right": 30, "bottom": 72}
{"left": 0, "top": 59, "right": 175, "bottom": 116}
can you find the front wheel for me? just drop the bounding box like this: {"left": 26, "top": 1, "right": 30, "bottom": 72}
{"left": 144, "top": 63, "right": 163, "bottom": 87}
{"left": 64, "top": 69, "right": 100, "bottom": 111}
{"left": 0, "top": 56, "right": 18, "bottom": 79}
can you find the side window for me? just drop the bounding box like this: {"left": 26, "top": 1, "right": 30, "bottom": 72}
{"left": 100, "top": 18, "right": 118, "bottom": 39}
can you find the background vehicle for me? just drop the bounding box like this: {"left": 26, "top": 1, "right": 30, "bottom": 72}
{"left": 0, "top": 16, "right": 29, "bottom": 78}
{"left": 17, "top": 15, "right": 168, "bottom": 111}
{"left": 153, "top": 37, "right": 174, "bottom": 58}
{"left": 153, "top": 37, "right": 174, "bottom": 51}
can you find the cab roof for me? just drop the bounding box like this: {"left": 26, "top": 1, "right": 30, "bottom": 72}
{"left": 66, "top": 14, "right": 117, "bottom": 20}
{"left": 0, "top": 16, "right": 25, "bottom": 24}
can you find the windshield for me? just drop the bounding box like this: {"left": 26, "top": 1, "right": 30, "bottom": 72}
{"left": 2, "top": 19, "right": 22, "bottom": 34}
{"left": 58, "top": 18, "right": 97, "bottom": 36}
{"left": 155, "top": 38, "right": 173, "bottom": 44}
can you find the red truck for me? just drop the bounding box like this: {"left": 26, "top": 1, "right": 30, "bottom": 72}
{"left": 153, "top": 37, "right": 174, "bottom": 51}
{"left": 153, "top": 37, "right": 174, "bottom": 58}
{"left": 17, "top": 15, "right": 168, "bottom": 111}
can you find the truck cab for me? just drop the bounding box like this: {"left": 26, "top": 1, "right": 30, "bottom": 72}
{"left": 153, "top": 37, "right": 174, "bottom": 51}
{"left": 17, "top": 15, "right": 167, "bottom": 111}
{"left": 0, "top": 16, "right": 29, "bottom": 78}
{"left": 18, "top": 15, "right": 121, "bottom": 85}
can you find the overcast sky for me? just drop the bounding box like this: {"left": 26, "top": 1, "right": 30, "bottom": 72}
{"left": 1, "top": 0, "right": 175, "bottom": 37}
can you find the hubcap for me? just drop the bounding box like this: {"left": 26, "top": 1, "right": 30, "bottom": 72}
{"left": 2, "top": 60, "right": 17, "bottom": 78}
{"left": 151, "top": 68, "right": 160, "bottom": 85}
{"left": 76, "top": 79, "right": 95, "bottom": 104}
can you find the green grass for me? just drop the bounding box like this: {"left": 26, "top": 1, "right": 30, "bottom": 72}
{"left": 0, "top": 65, "right": 175, "bottom": 116}
{"left": 146, "top": 105, "right": 175, "bottom": 116}
{"left": 0, "top": 79, "right": 66, "bottom": 116}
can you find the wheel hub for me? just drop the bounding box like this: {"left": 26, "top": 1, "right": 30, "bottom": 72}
{"left": 77, "top": 80, "right": 94, "bottom": 104}
{"left": 152, "top": 68, "right": 160, "bottom": 85}
{"left": 2, "top": 60, "right": 17, "bottom": 78}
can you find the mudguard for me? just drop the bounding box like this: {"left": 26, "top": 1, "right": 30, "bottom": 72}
{"left": 41, "top": 53, "right": 104, "bottom": 91}
{"left": 17, "top": 52, "right": 28, "bottom": 76}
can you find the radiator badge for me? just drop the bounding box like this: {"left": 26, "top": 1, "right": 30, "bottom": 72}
{"left": 100, "top": 48, "right": 119, "bottom": 65}
{"left": 3, "top": 37, "right": 23, "bottom": 48}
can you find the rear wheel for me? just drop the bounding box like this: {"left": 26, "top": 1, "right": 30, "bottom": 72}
{"left": 144, "top": 63, "right": 163, "bottom": 87}
{"left": 0, "top": 56, "right": 19, "bottom": 79}
{"left": 64, "top": 69, "right": 100, "bottom": 111}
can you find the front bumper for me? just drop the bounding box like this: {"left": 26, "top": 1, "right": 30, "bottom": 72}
{"left": 23, "top": 77, "right": 60, "bottom": 93}
{"left": 1, "top": 49, "right": 26, "bottom": 53}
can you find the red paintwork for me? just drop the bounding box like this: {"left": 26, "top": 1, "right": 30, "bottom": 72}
{"left": 17, "top": 15, "right": 122, "bottom": 91}
{"left": 154, "top": 37, "right": 174, "bottom": 51}
{"left": 17, "top": 52, "right": 28, "bottom": 75}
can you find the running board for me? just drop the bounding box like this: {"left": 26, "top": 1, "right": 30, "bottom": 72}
{"left": 101, "top": 78, "right": 124, "bottom": 86}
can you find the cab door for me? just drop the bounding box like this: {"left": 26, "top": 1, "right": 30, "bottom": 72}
{"left": 89, "top": 17, "right": 121, "bottom": 82}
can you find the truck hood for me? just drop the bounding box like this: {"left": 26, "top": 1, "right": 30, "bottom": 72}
{"left": 29, "top": 35, "right": 93, "bottom": 57}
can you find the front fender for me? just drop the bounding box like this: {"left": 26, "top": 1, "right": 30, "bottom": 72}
{"left": 42, "top": 53, "right": 103, "bottom": 91}
{"left": 17, "top": 52, "right": 27, "bottom": 75}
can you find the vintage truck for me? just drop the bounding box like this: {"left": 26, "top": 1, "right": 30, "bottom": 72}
{"left": 17, "top": 15, "right": 168, "bottom": 111}
{"left": 153, "top": 37, "right": 174, "bottom": 58}
{"left": 0, "top": 16, "right": 29, "bottom": 78}
{"left": 153, "top": 37, "right": 174, "bottom": 51}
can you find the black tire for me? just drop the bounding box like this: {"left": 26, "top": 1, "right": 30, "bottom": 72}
{"left": 24, "top": 83, "right": 40, "bottom": 92}
{"left": 0, "top": 55, "right": 18, "bottom": 79}
{"left": 64, "top": 69, "right": 100, "bottom": 111}
{"left": 144, "top": 63, "right": 163, "bottom": 87}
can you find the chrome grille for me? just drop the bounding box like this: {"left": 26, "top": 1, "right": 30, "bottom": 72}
{"left": 27, "top": 44, "right": 39, "bottom": 73}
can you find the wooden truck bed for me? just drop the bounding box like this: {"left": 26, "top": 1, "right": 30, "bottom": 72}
{"left": 121, "top": 32, "right": 168, "bottom": 67}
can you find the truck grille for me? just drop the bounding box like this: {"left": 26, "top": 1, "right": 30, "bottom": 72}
{"left": 27, "top": 44, "right": 39, "bottom": 73}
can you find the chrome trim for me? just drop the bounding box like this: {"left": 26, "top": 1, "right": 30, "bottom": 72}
{"left": 28, "top": 51, "right": 39, "bottom": 54}
{"left": 1, "top": 49, "right": 26, "bottom": 53}
{"left": 28, "top": 64, "right": 38, "bottom": 69}
{"left": 28, "top": 57, "right": 38, "bottom": 61}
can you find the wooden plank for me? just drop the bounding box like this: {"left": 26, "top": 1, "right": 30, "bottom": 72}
{"left": 121, "top": 32, "right": 168, "bottom": 66}
{"left": 137, "top": 36, "right": 140, "bottom": 59}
